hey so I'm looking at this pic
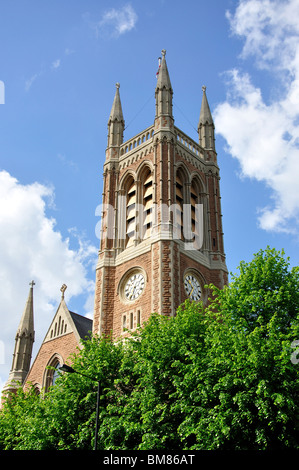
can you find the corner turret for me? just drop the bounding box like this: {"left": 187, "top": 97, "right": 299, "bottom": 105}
{"left": 107, "top": 82, "right": 125, "bottom": 152}
{"left": 3, "top": 281, "right": 35, "bottom": 395}
{"left": 155, "top": 49, "right": 174, "bottom": 130}
{"left": 198, "top": 86, "right": 215, "bottom": 151}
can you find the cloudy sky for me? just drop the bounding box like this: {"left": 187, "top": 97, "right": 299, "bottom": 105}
{"left": 0, "top": 0, "right": 299, "bottom": 391}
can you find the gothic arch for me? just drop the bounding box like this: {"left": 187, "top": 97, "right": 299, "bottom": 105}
{"left": 43, "top": 353, "right": 64, "bottom": 392}
{"left": 175, "top": 161, "right": 190, "bottom": 185}
{"left": 189, "top": 173, "right": 209, "bottom": 252}
{"left": 118, "top": 169, "right": 136, "bottom": 191}
{"left": 136, "top": 160, "right": 154, "bottom": 181}
{"left": 137, "top": 162, "right": 154, "bottom": 242}
{"left": 190, "top": 172, "right": 205, "bottom": 196}
{"left": 123, "top": 174, "right": 137, "bottom": 248}
{"left": 174, "top": 164, "right": 190, "bottom": 240}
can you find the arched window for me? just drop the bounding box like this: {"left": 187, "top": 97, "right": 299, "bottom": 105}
{"left": 123, "top": 314, "right": 127, "bottom": 332}
{"left": 191, "top": 180, "right": 199, "bottom": 234}
{"left": 44, "top": 356, "right": 62, "bottom": 392}
{"left": 126, "top": 176, "right": 136, "bottom": 248}
{"left": 189, "top": 177, "right": 203, "bottom": 250}
{"left": 141, "top": 168, "right": 153, "bottom": 241}
{"left": 175, "top": 171, "right": 184, "bottom": 240}
{"left": 137, "top": 310, "right": 141, "bottom": 326}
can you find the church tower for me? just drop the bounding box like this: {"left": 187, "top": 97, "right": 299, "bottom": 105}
{"left": 3, "top": 281, "right": 35, "bottom": 394}
{"left": 93, "top": 50, "right": 228, "bottom": 338}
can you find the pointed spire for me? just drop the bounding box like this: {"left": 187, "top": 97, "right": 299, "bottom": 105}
{"left": 3, "top": 281, "right": 35, "bottom": 394}
{"left": 155, "top": 49, "right": 174, "bottom": 126}
{"left": 156, "top": 49, "right": 172, "bottom": 91}
{"left": 198, "top": 86, "right": 215, "bottom": 150}
{"left": 109, "top": 83, "right": 124, "bottom": 124}
{"left": 198, "top": 86, "right": 214, "bottom": 127}
{"left": 16, "top": 280, "right": 35, "bottom": 337}
{"left": 107, "top": 83, "right": 125, "bottom": 149}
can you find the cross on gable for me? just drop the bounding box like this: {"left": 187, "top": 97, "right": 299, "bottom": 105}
{"left": 60, "top": 284, "right": 67, "bottom": 298}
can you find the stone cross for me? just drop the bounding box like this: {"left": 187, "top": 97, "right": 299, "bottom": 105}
{"left": 29, "top": 280, "right": 35, "bottom": 288}
{"left": 60, "top": 284, "right": 67, "bottom": 299}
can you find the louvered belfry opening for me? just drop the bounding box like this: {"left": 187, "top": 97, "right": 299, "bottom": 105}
{"left": 142, "top": 169, "right": 153, "bottom": 241}
{"left": 126, "top": 177, "right": 136, "bottom": 247}
{"left": 175, "top": 173, "right": 184, "bottom": 240}
{"left": 191, "top": 181, "right": 198, "bottom": 235}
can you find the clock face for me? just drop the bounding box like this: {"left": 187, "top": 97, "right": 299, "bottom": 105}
{"left": 184, "top": 274, "right": 201, "bottom": 301}
{"left": 124, "top": 273, "right": 145, "bottom": 301}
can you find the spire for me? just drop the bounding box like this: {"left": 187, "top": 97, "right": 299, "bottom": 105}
{"left": 156, "top": 49, "right": 172, "bottom": 91}
{"left": 198, "top": 86, "right": 215, "bottom": 150}
{"left": 3, "top": 281, "right": 35, "bottom": 394}
{"left": 16, "top": 280, "right": 35, "bottom": 337}
{"left": 109, "top": 82, "right": 124, "bottom": 123}
{"left": 107, "top": 83, "right": 125, "bottom": 149}
{"left": 198, "top": 86, "right": 214, "bottom": 127}
{"left": 155, "top": 49, "right": 173, "bottom": 124}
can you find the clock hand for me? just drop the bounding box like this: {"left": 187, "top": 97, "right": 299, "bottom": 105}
{"left": 128, "top": 284, "right": 134, "bottom": 299}
{"left": 132, "top": 286, "right": 137, "bottom": 299}
{"left": 188, "top": 279, "right": 194, "bottom": 296}
{"left": 130, "top": 288, "right": 135, "bottom": 299}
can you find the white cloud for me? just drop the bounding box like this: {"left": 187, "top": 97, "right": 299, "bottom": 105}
{"left": 96, "top": 4, "right": 137, "bottom": 38}
{"left": 51, "top": 59, "right": 61, "bottom": 69}
{"left": 57, "top": 153, "right": 78, "bottom": 172}
{"left": 0, "top": 170, "right": 97, "bottom": 391}
{"left": 226, "top": 0, "right": 299, "bottom": 71}
{"left": 25, "top": 72, "right": 41, "bottom": 92}
{"left": 215, "top": 0, "right": 299, "bottom": 233}
{"left": 65, "top": 48, "right": 74, "bottom": 56}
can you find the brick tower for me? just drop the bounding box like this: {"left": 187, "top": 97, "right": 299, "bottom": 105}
{"left": 93, "top": 50, "right": 228, "bottom": 338}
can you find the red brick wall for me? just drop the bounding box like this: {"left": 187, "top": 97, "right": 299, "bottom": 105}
{"left": 93, "top": 131, "right": 227, "bottom": 340}
{"left": 24, "top": 332, "right": 79, "bottom": 390}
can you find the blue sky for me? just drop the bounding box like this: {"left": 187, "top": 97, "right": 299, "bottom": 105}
{"left": 1, "top": 0, "right": 299, "bottom": 390}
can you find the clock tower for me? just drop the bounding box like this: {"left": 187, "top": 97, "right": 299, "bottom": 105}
{"left": 93, "top": 50, "right": 228, "bottom": 338}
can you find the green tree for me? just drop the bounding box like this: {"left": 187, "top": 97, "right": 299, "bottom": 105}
{"left": 0, "top": 335, "right": 124, "bottom": 450}
{"left": 1, "top": 247, "right": 299, "bottom": 450}
{"left": 175, "top": 247, "right": 299, "bottom": 449}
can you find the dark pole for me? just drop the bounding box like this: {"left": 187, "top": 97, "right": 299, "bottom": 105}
{"left": 59, "top": 364, "right": 100, "bottom": 451}
{"left": 94, "top": 381, "right": 101, "bottom": 451}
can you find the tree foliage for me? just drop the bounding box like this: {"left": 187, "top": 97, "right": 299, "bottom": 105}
{"left": 1, "top": 247, "right": 299, "bottom": 450}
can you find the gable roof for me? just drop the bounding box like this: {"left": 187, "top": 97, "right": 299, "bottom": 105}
{"left": 43, "top": 299, "right": 93, "bottom": 346}
{"left": 69, "top": 311, "right": 92, "bottom": 340}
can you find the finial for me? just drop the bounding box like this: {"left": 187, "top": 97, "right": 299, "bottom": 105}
{"left": 29, "top": 280, "right": 35, "bottom": 288}
{"left": 60, "top": 284, "right": 67, "bottom": 299}
{"left": 161, "top": 49, "right": 166, "bottom": 57}
{"left": 115, "top": 82, "right": 120, "bottom": 89}
{"left": 202, "top": 85, "right": 207, "bottom": 93}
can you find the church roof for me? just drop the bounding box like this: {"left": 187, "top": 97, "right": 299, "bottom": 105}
{"left": 69, "top": 311, "right": 92, "bottom": 340}
{"left": 42, "top": 296, "right": 93, "bottom": 346}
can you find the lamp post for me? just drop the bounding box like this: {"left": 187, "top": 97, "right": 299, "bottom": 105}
{"left": 59, "top": 364, "right": 100, "bottom": 451}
